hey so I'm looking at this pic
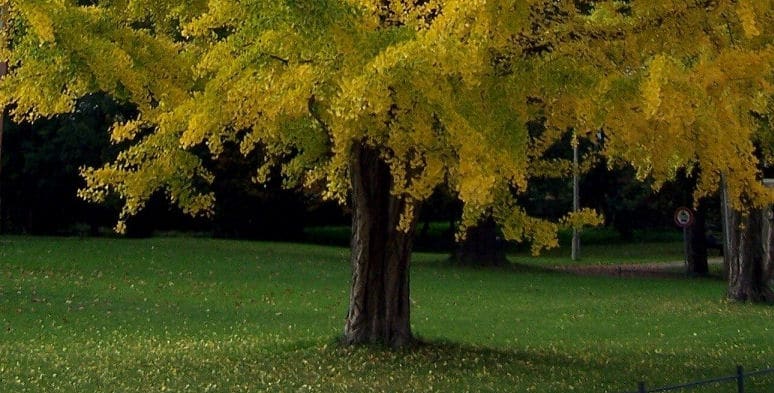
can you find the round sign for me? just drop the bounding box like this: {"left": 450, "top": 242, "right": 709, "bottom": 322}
{"left": 674, "top": 207, "right": 694, "bottom": 227}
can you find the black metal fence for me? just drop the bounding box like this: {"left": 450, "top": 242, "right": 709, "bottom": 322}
{"left": 623, "top": 365, "right": 774, "bottom": 393}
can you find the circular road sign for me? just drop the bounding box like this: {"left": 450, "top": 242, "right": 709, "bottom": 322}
{"left": 674, "top": 207, "right": 694, "bottom": 228}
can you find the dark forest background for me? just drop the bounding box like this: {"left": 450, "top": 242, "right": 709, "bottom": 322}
{"left": 0, "top": 94, "right": 721, "bottom": 249}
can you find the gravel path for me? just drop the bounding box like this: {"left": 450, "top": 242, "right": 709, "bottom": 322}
{"left": 554, "top": 257, "right": 724, "bottom": 278}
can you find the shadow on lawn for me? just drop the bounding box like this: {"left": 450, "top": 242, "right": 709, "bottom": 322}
{"left": 262, "top": 337, "right": 661, "bottom": 392}
{"left": 268, "top": 339, "right": 596, "bottom": 378}
{"left": 270, "top": 338, "right": 769, "bottom": 392}
{"left": 419, "top": 257, "right": 713, "bottom": 280}
{"left": 420, "top": 255, "right": 727, "bottom": 281}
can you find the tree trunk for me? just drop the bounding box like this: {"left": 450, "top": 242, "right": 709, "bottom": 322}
{"left": 686, "top": 202, "right": 709, "bottom": 276}
{"left": 454, "top": 217, "right": 506, "bottom": 266}
{"left": 724, "top": 208, "right": 774, "bottom": 302}
{"left": 720, "top": 175, "right": 774, "bottom": 302}
{"left": 343, "top": 144, "right": 416, "bottom": 348}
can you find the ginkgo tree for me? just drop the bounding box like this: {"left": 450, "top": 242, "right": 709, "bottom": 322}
{"left": 1, "top": 0, "right": 772, "bottom": 349}
{"left": 2, "top": 0, "right": 590, "bottom": 347}
{"left": 506, "top": 0, "right": 774, "bottom": 301}
{"left": 574, "top": 0, "right": 774, "bottom": 301}
{"left": 480, "top": 0, "right": 774, "bottom": 298}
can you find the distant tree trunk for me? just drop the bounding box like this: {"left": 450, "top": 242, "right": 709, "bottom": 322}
{"left": 454, "top": 217, "right": 506, "bottom": 266}
{"left": 765, "top": 206, "right": 774, "bottom": 290}
{"left": 725, "top": 209, "right": 774, "bottom": 302}
{"left": 686, "top": 202, "right": 709, "bottom": 276}
{"left": 343, "top": 144, "right": 416, "bottom": 348}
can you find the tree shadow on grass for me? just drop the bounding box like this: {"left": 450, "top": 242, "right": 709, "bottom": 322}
{"left": 418, "top": 254, "right": 730, "bottom": 283}
{"left": 416, "top": 256, "right": 561, "bottom": 276}
{"left": 282, "top": 338, "right": 760, "bottom": 392}
{"left": 263, "top": 338, "right": 657, "bottom": 392}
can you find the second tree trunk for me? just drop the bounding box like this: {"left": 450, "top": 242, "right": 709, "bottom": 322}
{"left": 723, "top": 207, "right": 774, "bottom": 302}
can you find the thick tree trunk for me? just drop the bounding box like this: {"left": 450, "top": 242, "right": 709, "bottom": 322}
{"left": 454, "top": 217, "right": 506, "bottom": 266}
{"left": 686, "top": 202, "right": 709, "bottom": 276}
{"left": 343, "top": 144, "right": 416, "bottom": 348}
{"left": 724, "top": 207, "right": 774, "bottom": 302}
{"left": 720, "top": 175, "right": 774, "bottom": 302}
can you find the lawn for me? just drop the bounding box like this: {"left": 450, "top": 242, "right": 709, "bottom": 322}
{"left": 1, "top": 236, "right": 772, "bottom": 392}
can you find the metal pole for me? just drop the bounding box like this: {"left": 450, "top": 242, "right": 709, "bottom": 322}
{"left": 683, "top": 225, "right": 689, "bottom": 275}
{"left": 737, "top": 365, "right": 745, "bottom": 393}
{"left": 0, "top": 63, "right": 5, "bottom": 235}
{"left": 0, "top": 8, "right": 7, "bottom": 234}
{"left": 0, "top": 62, "right": 5, "bottom": 234}
{"left": 571, "top": 132, "right": 580, "bottom": 261}
{"left": 719, "top": 173, "right": 732, "bottom": 278}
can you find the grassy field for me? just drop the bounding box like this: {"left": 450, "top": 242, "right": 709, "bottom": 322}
{"left": 1, "top": 236, "right": 772, "bottom": 392}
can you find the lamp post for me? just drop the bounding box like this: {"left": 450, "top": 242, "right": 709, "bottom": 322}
{"left": 0, "top": 6, "right": 8, "bottom": 233}
{"left": 571, "top": 131, "right": 580, "bottom": 261}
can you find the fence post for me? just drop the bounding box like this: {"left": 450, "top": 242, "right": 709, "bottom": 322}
{"left": 638, "top": 381, "right": 646, "bottom": 393}
{"left": 737, "top": 365, "right": 744, "bottom": 393}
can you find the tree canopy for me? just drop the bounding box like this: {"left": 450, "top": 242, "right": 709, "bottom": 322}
{"left": 0, "top": 0, "right": 608, "bottom": 252}
{"left": 4, "top": 1, "right": 771, "bottom": 244}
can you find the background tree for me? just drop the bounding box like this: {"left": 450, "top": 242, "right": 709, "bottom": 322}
{"left": 209, "top": 146, "right": 307, "bottom": 241}
{"left": 511, "top": 0, "right": 774, "bottom": 297}
{"left": 0, "top": 92, "right": 308, "bottom": 238}
{"left": 678, "top": 170, "right": 711, "bottom": 277}
{"left": 587, "top": 1, "right": 774, "bottom": 300}
{"left": 1, "top": 94, "right": 122, "bottom": 234}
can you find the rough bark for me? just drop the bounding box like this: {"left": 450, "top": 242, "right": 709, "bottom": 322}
{"left": 343, "top": 144, "right": 416, "bottom": 348}
{"left": 454, "top": 217, "right": 506, "bottom": 266}
{"left": 686, "top": 202, "right": 709, "bottom": 276}
{"left": 724, "top": 208, "right": 774, "bottom": 302}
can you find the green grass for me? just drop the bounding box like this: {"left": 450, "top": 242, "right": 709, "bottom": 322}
{"left": 1, "top": 236, "right": 772, "bottom": 392}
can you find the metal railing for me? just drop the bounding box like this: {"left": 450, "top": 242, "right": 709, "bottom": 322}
{"left": 623, "top": 365, "right": 774, "bottom": 393}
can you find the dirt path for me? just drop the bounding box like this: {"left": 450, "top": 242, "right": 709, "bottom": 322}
{"left": 554, "top": 257, "right": 724, "bottom": 278}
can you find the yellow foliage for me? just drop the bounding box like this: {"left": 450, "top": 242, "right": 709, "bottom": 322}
{"left": 3, "top": 0, "right": 774, "bottom": 248}
{"left": 17, "top": 2, "right": 56, "bottom": 43}
{"left": 110, "top": 120, "right": 145, "bottom": 143}
{"left": 641, "top": 56, "right": 665, "bottom": 119}
{"left": 737, "top": 0, "right": 761, "bottom": 39}
{"left": 560, "top": 208, "right": 605, "bottom": 231}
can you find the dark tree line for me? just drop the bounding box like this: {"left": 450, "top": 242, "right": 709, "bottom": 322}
{"left": 0, "top": 94, "right": 724, "bottom": 265}
{"left": 1, "top": 94, "right": 122, "bottom": 235}
{"left": 0, "top": 94, "right": 335, "bottom": 238}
